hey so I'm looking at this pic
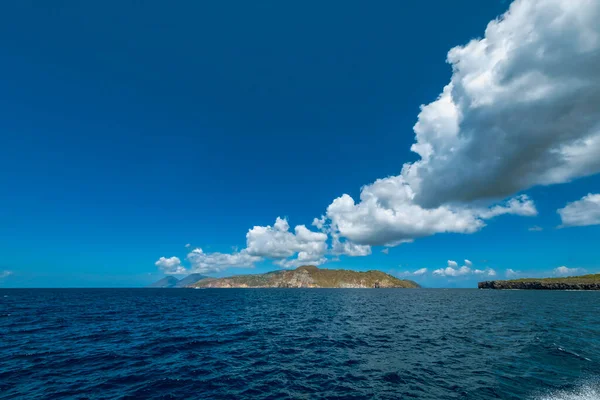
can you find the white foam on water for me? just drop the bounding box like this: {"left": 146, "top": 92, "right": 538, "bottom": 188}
{"left": 535, "top": 381, "right": 600, "bottom": 400}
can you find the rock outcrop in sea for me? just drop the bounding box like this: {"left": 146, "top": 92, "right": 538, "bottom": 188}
{"left": 479, "top": 274, "right": 600, "bottom": 290}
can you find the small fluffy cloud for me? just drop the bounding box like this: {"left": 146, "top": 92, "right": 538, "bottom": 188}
{"left": 155, "top": 257, "right": 187, "bottom": 275}
{"left": 553, "top": 266, "right": 584, "bottom": 276}
{"left": 478, "top": 196, "right": 538, "bottom": 219}
{"left": 246, "top": 217, "right": 328, "bottom": 267}
{"left": 433, "top": 265, "right": 472, "bottom": 277}
{"left": 557, "top": 193, "right": 600, "bottom": 227}
{"left": 156, "top": 217, "right": 330, "bottom": 275}
{"left": 473, "top": 268, "right": 497, "bottom": 277}
{"left": 505, "top": 268, "right": 521, "bottom": 278}
{"left": 381, "top": 248, "right": 389, "bottom": 255}
{"left": 397, "top": 268, "right": 428, "bottom": 277}
{"left": 187, "top": 248, "right": 261, "bottom": 274}
{"left": 0, "top": 270, "right": 12, "bottom": 279}
{"left": 433, "top": 259, "right": 495, "bottom": 277}
{"left": 528, "top": 226, "right": 543, "bottom": 232}
{"left": 185, "top": 243, "right": 191, "bottom": 248}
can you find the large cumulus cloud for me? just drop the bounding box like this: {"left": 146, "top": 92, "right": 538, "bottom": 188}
{"left": 408, "top": 0, "right": 600, "bottom": 206}
{"left": 322, "top": 0, "right": 598, "bottom": 246}
{"left": 323, "top": 174, "right": 536, "bottom": 246}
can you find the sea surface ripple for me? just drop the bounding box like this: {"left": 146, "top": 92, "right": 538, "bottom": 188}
{"left": 1, "top": 288, "right": 599, "bottom": 399}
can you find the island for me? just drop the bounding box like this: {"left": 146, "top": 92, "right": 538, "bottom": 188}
{"left": 192, "top": 266, "right": 419, "bottom": 288}
{"left": 478, "top": 274, "right": 600, "bottom": 290}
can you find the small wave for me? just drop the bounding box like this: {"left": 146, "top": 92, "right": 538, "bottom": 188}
{"left": 554, "top": 344, "right": 592, "bottom": 362}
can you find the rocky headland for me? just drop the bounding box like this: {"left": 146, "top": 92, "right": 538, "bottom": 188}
{"left": 478, "top": 274, "right": 600, "bottom": 290}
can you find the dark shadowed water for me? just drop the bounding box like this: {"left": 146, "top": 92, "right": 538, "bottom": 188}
{"left": 1, "top": 289, "right": 599, "bottom": 399}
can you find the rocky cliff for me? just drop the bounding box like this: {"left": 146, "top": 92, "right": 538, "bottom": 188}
{"left": 479, "top": 274, "right": 600, "bottom": 290}
{"left": 191, "top": 265, "right": 419, "bottom": 288}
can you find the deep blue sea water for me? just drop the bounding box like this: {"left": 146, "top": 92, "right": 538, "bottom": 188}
{"left": 1, "top": 289, "right": 599, "bottom": 399}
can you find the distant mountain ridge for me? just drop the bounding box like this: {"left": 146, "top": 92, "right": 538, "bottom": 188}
{"left": 147, "top": 276, "right": 180, "bottom": 288}
{"left": 175, "top": 273, "right": 209, "bottom": 287}
{"left": 147, "top": 274, "right": 209, "bottom": 288}
{"left": 192, "top": 265, "right": 419, "bottom": 288}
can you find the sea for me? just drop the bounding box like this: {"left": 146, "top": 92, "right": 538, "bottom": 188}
{"left": 1, "top": 288, "right": 599, "bottom": 399}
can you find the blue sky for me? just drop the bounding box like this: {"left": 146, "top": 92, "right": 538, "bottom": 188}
{"left": 1, "top": 0, "right": 599, "bottom": 288}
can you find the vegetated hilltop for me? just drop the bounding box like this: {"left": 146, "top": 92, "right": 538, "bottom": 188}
{"left": 478, "top": 274, "right": 600, "bottom": 290}
{"left": 191, "top": 265, "right": 419, "bottom": 288}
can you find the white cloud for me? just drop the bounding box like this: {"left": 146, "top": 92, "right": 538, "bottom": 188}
{"left": 246, "top": 217, "right": 328, "bottom": 267}
{"left": 528, "top": 226, "right": 543, "bottom": 232}
{"left": 407, "top": 0, "right": 600, "bottom": 207}
{"left": 312, "top": 216, "right": 372, "bottom": 257}
{"left": 186, "top": 248, "right": 261, "bottom": 274}
{"left": 397, "top": 268, "right": 428, "bottom": 277}
{"left": 474, "top": 268, "right": 497, "bottom": 277}
{"left": 553, "top": 266, "right": 584, "bottom": 276}
{"left": 433, "top": 260, "right": 495, "bottom": 277}
{"left": 0, "top": 270, "right": 12, "bottom": 279}
{"left": 505, "top": 268, "right": 521, "bottom": 278}
{"left": 478, "top": 196, "right": 538, "bottom": 219}
{"left": 275, "top": 251, "right": 327, "bottom": 268}
{"left": 330, "top": 233, "right": 372, "bottom": 257}
{"left": 433, "top": 265, "right": 472, "bottom": 277}
{"left": 319, "top": 0, "right": 599, "bottom": 247}
{"left": 156, "top": 218, "right": 329, "bottom": 275}
{"left": 185, "top": 243, "right": 191, "bottom": 248}
{"left": 155, "top": 257, "right": 187, "bottom": 275}
{"left": 324, "top": 178, "right": 481, "bottom": 246}
{"left": 381, "top": 248, "right": 389, "bottom": 254}
{"left": 557, "top": 193, "right": 600, "bottom": 227}
{"left": 332, "top": 239, "right": 372, "bottom": 257}
{"left": 323, "top": 176, "right": 537, "bottom": 247}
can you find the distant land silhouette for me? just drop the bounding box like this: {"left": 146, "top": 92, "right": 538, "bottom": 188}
{"left": 479, "top": 274, "right": 600, "bottom": 290}
{"left": 148, "top": 266, "right": 419, "bottom": 289}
